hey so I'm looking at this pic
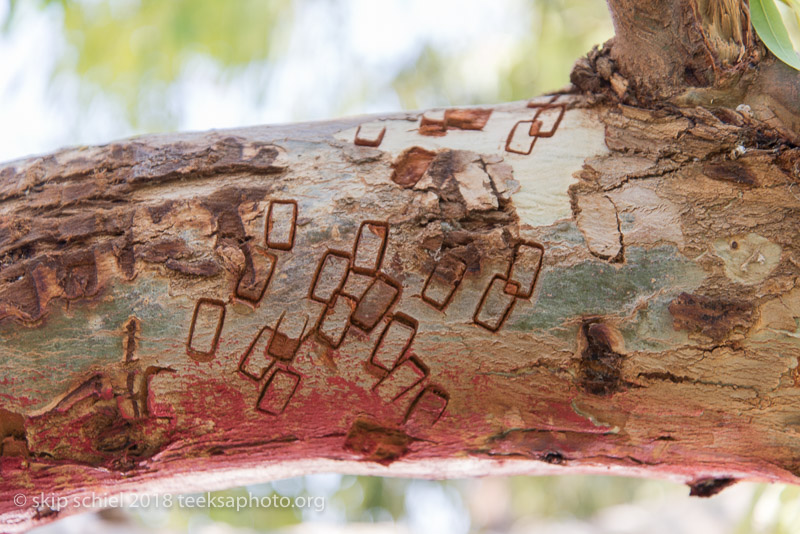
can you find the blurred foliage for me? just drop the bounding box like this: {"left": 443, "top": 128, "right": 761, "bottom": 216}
{"left": 116, "top": 475, "right": 800, "bottom": 533}
{"left": 507, "top": 474, "right": 673, "bottom": 520}
{"left": 391, "top": 0, "right": 614, "bottom": 109}
{"left": 4, "top": 0, "right": 292, "bottom": 130}
{"left": 735, "top": 484, "right": 800, "bottom": 534}
{"left": 2, "top": 0, "right": 612, "bottom": 132}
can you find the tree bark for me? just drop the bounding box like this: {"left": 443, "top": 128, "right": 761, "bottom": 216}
{"left": 3, "top": 1, "right": 800, "bottom": 532}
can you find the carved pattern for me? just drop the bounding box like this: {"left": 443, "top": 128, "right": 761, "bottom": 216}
{"left": 419, "top": 111, "right": 447, "bottom": 136}
{"left": 309, "top": 221, "right": 401, "bottom": 347}
{"left": 234, "top": 199, "right": 300, "bottom": 307}
{"left": 373, "top": 355, "right": 428, "bottom": 402}
{"left": 237, "top": 311, "right": 308, "bottom": 416}
{"left": 228, "top": 197, "right": 308, "bottom": 416}
{"left": 473, "top": 275, "right": 518, "bottom": 332}
{"left": 235, "top": 246, "right": 277, "bottom": 304}
{"left": 186, "top": 298, "right": 227, "bottom": 362}
{"left": 309, "top": 250, "right": 352, "bottom": 306}
{"left": 404, "top": 385, "right": 449, "bottom": 430}
{"left": 256, "top": 367, "right": 301, "bottom": 415}
{"left": 265, "top": 199, "right": 298, "bottom": 251}
{"left": 352, "top": 221, "right": 389, "bottom": 276}
{"left": 369, "top": 313, "right": 418, "bottom": 372}
{"left": 354, "top": 124, "right": 386, "bottom": 147}
{"left": 473, "top": 241, "right": 544, "bottom": 332}
{"left": 315, "top": 294, "right": 355, "bottom": 349}
{"left": 421, "top": 254, "right": 467, "bottom": 311}
{"left": 268, "top": 312, "right": 309, "bottom": 361}
{"left": 350, "top": 273, "right": 401, "bottom": 332}
{"left": 505, "top": 97, "right": 566, "bottom": 155}
{"left": 418, "top": 108, "right": 492, "bottom": 136}
{"left": 238, "top": 325, "right": 277, "bottom": 381}
{"left": 202, "top": 212, "right": 460, "bottom": 425}
{"left": 364, "top": 312, "right": 446, "bottom": 427}
{"left": 506, "top": 241, "right": 544, "bottom": 299}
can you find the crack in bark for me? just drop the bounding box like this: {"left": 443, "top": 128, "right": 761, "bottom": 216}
{"left": 635, "top": 371, "right": 761, "bottom": 397}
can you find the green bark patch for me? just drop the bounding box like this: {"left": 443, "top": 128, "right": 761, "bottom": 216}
{"left": 509, "top": 246, "right": 704, "bottom": 338}
{"left": 0, "top": 277, "right": 184, "bottom": 412}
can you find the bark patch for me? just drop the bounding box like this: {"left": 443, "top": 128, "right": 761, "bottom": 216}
{"left": 391, "top": 147, "right": 436, "bottom": 188}
{"left": 688, "top": 477, "right": 737, "bottom": 497}
{"left": 668, "top": 292, "right": 753, "bottom": 341}
{"left": 703, "top": 161, "right": 756, "bottom": 185}
{"left": 578, "top": 320, "right": 626, "bottom": 397}
{"left": 0, "top": 269, "right": 42, "bottom": 321}
{"left": 0, "top": 408, "right": 28, "bottom": 457}
{"left": 344, "top": 418, "right": 412, "bottom": 465}
{"left": 113, "top": 233, "right": 136, "bottom": 280}
{"left": 444, "top": 108, "right": 492, "bottom": 130}
{"left": 413, "top": 150, "right": 499, "bottom": 213}
{"left": 419, "top": 108, "right": 493, "bottom": 136}
{"left": 56, "top": 250, "right": 99, "bottom": 300}
{"left": 575, "top": 194, "right": 623, "bottom": 261}
{"left": 138, "top": 238, "right": 193, "bottom": 263}
{"left": 542, "top": 451, "right": 567, "bottom": 465}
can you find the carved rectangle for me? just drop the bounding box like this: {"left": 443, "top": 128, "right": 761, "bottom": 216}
{"left": 529, "top": 103, "right": 566, "bottom": 138}
{"left": 526, "top": 95, "right": 559, "bottom": 108}
{"left": 422, "top": 110, "right": 446, "bottom": 124}
{"left": 507, "top": 241, "right": 544, "bottom": 299}
{"left": 354, "top": 124, "right": 386, "bottom": 147}
{"left": 317, "top": 295, "right": 354, "bottom": 348}
{"left": 266, "top": 200, "right": 297, "bottom": 251}
{"left": 505, "top": 120, "right": 537, "bottom": 155}
{"left": 370, "top": 313, "right": 418, "bottom": 372}
{"left": 236, "top": 246, "right": 277, "bottom": 303}
{"left": 351, "top": 274, "right": 401, "bottom": 332}
{"left": 443, "top": 108, "right": 492, "bottom": 130}
{"left": 257, "top": 368, "right": 301, "bottom": 415}
{"left": 267, "top": 312, "right": 308, "bottom": 362}
{"left": 373, "top": 356, "right": 428, "bottom": 402}
{"left": 340, "top": 270, "right": 373, "bottom": 301}
{"left": 421, "top": 254, "right": 467, "bottom": 310}
{"left": 187, "top": 298, "right": 226, "bottom": 361}
{"left": 352, "top": 221, "right": 389, "bottom": 276}
{"left": 419, "top": 111, "right": 447, "bottom": 136}
{"left": 309, "top": 250, "right": 351, "bottom": 305}
{"left": 404, "top": 386, "right": 448, "bottom": 430}
{"left": 239, "top": 325, "right": 276, "bottom": 381}
{"left": 474, "top": 275, "right": 517, "bottom": 332}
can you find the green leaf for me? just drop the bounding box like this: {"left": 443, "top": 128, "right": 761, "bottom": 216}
{"left": 778, "top": 0, "right": 800, "bottom": 30}
{"left": 751, "top": 0, "right": 800, "bottom": 70}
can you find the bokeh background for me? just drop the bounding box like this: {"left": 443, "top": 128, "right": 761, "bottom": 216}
{"left": 2, "top": 0, "right": 800, "bottom": 532}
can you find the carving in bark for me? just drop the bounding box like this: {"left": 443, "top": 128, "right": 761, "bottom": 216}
{"left": 2, "top": 1, "right": 800, "bottom": 531}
